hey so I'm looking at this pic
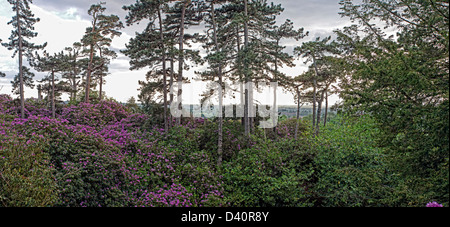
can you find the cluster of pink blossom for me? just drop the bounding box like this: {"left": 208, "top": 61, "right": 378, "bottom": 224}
{"left": 0, "top": 95, "right": 224, "bottom": 207}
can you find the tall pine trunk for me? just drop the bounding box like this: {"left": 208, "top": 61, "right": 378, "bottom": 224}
{"left": 324, "top": 87, "right": 328, "bottom": 127}
{"left": 37, "top": 85, "right": 42, "bottom": 101}
{"left": 99, "top": 73, "right": 103, "bottom": 100}
{"left": 243, "top": 0, "right": 250, "bottom": 137}
{"left": 72, "top": 74, "right": 77, "bottom": 101}
{"left": 177, "top": 1, "right": 187, "bottom": 126}
{"left": 98, "top": 47, "right": 105, "bottom": 101}
{"left": 316, "top": 89, "right": 325, "bottom": 136}
{"left": 273, "top": 41, "right": 279, "bottom": 132}
{"left": 170, "top": 58, "right": 174, "bottom": 128}
{"left": 16, "top": 0, "right": 25, "bottom": 119}
{"left": 312, "top": 54, "right": 319, "bottom": 137}
{"left": 72, "top": 57, "right": 77, "bottom": 101}
{"left": 294, "top": 87, "right": 301, "bottom": 140}
{"left": 85, "top": 15, "right": 98, "bottom": 103}
{"left": 158, "top": 7, "right": 168, "bottom": 132}
{"left": 51, "top": 70, "right": 55, "bottom": 118}
{"left": 210, "top": 1, "right": 223, "bottom": 167}
{"left": 85, "top": 43, "right": 95, "bottom": 103}
{"left": 236, "top": 27, "right": 244, "bottom": 128}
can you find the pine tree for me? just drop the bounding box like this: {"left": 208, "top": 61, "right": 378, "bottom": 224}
{"left": 199, "top": 0, "right": 230, "bottom": 166}
{"left": 294, "top": 36, "right": 332, "bottom": 136}
{"left": 10, "top": 66, "right": 35, "bottom": 95}
{"left": 238, "top": 0, "right": 287, "bottom": 135}
{"left": 123, "top": 0, "right": 171, "bottom": 131}
{"left": 2, "top": 0, "right": 47, "bottom": 118}
{"left": 165, "top": 0, "right": 204, "bottom": 125}
{"left": 124, "top": 0, "right": 202, "bottom": 128}
{"left": 81, "top": 2, "right": 123, "bottom": 103}
{"left": 286, "top": 72, "right": 311, "bottom": 140}
{"left": 34, "top": 51, "right": 65, "bottom": 118}
{"left": 61, "top": 42, "right": 84, "bottom": 102}
{"left": 264, "top": 19, "right": 307, "bottom": 131}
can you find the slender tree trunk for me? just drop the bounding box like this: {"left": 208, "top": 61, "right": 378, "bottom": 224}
{"left": 312, "top": 54, "right": 319, "bottom": 137}
{"left": 16, "top": 1, "right": 25, "bottom": 118}
{"left": 177, "top": 1, "right": 187, "bottom": 126}
{"left": 51, "top": 69, "right": 55, "bottom": 118}
{"left": 85, "top": 15, "right": 97, "bottom": 103}
{"left": 211, "top": 1, "right": 223, "bottom": 167}
{"left": 158, "top": 7, "right": 168, "bottom": 132}
{"left": 47, "top": 80, "right": 51, "bottom": 104}
{"left": 170, "top": 58, "right": 174, "bottom": 128}
{"left": 324, "top": 87, "right": 328, "bottom": 127}
{"left": 85, "top": 44, "right": 95, "bottom": 103}
{"left": 272, "top": 80, "right": 277, "bottom": 131}
{"left": 72, "top": 75, "right": 77, "bottom": 101}
{"left": 71, "top": 56, "right": 77, "bottom": 101}
{"left": 97, "top": 46, "right": 105, "bottom": 101}
{"left": 249, "top": 82, "right": 254, "bottom": 132}
{"left": 240, "top": 80, "right": 244, "bottom": 127}
{"left": 243, "top": 0, "right": 250, "bottom": 137}
{"left": 236, "top": 27, "right": 244, "bottom": 127}
{"left": 99, "top": 73, "right": 103, "bottom": 101}
{"left": 295, "top": 87, "right": 301, "bottom": 140}
{"left": 273, "top": 41, "right": 279, "bottom": 132}
{"left": 37, "top": 85, "right": 42, "bottom": 101}
{"left": 316, "top": 89, "right": 325, "bottom": 136}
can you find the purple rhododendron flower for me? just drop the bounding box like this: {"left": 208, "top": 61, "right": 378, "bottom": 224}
{"left": 426, "top": 201, "right": 443, "bottom": 207}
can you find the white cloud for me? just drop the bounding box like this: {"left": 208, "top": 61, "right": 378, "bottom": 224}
{"left": 30, "top": 4, "right": 90, "bottom": 54}
{"left": 51, "top": 7, "right": 83, "bottom": 21}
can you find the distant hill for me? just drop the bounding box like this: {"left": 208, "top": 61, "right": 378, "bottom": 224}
{"left": 174, "top": 104, "right": 333, "bottom": 118}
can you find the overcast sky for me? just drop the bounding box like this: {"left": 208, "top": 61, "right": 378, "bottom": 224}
{"left": 0, "top": 0, "right": 351, "bottom": 105}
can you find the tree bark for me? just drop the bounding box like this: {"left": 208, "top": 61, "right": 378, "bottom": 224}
{"left": 243, "top": 0, "right": 250, "bottom": 137}
{"left": 236, "top": 27, "right": 244, "bottom": 127}
{"left": 177, "top": 1, "right": 187, "bottom": 126}
{"left": 312, "top": 53, "right": 319, "bottom": 137}
{"left": 158, "top": 7, "right": 168, "bottom": 132}
{"left": 210, "top": 1, "right": 224, "bottom": 167}
{"left": 98, "top": 70, "right": 103, "bottom": 102}
{"left": 37, "top": 85, "right": 42, "bottom": 101}
{"left": 324, "top": 87, "right": 328, "bottom": 127}
{"left": 85, "top": 43, "right": 95, "bottom": 103}
{"left": 170, "top": 58, "right": 174, "bottom": 128}
{"left": 316, "top": 89, "right": 325, "bottom": 136}
{"left": 294, "top": 86, "right": 301, "bottom": 140}
{"left": 97, "top": 46, "right": 105, "bottom": 101}
{"left": 16, "top": 0, "right": 25, "bottom": 118}
{"left": 273, "top": 39, "right": 279, "bottom": 132}
{"left": 72, "top": 70, "right": 77, "bottom": 101}
{"left": 85, "top": 15, "right": 98, "bottom": 103}
{"left": 51, "top": 69, "right": 55, "bottom": 118}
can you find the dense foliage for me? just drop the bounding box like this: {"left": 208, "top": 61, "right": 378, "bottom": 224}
{"left": 1, "top": 96, "right": 447, "bottom": 207}
{"left": 0, "top": 0, "right": 448, "bottom": 208}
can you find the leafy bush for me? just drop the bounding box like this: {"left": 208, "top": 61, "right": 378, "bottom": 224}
{"left": 195, "top": 120, "right": 252, "bottom": 162}
{"left": 274, "top": 118, "right": 309, "bottom": 140}
{"left": 60, "top": 100, "right": 134, "bottom": 128}
{"left": 311, "top": 115, "right": 404, "bottom": 207}
{"left": 0, "top": 95, "right": 447, "bottom": 207}
{"left": 0, "top": 129, "right": 58, "bottom": 207}
{"left": 221, "top": 136, "right": 315, "bottom": 207}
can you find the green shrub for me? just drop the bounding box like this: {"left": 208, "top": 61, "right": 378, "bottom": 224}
{"left": 311, "top": 115, "right": 396, "bottom": 206}
{"left": 221, "top": 138, "right": 315, "bottom": 207}
{"left": 0, "top": 134, "right": 58, "bottom": 207}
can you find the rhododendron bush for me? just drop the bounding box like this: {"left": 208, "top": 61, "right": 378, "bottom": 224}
{"left": 0, "top": 96, "right": 224, "bottom": 207}
{"left": 1, "top": 96, "right": 447, "bottom": 207}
